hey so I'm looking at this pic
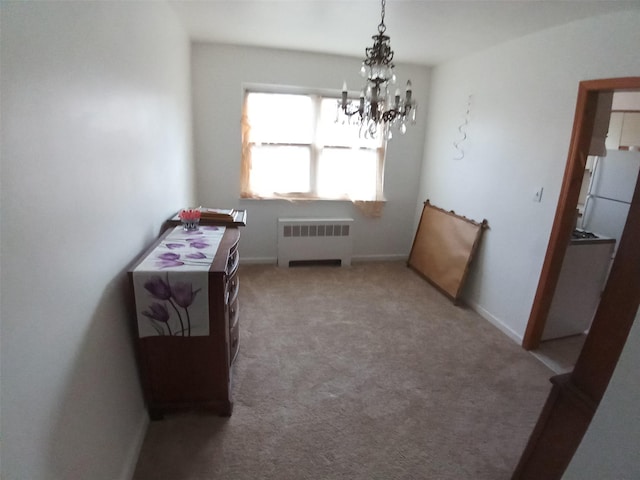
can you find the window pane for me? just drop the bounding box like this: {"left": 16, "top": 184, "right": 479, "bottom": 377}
{"left": 317, "top": 147, "right": 378, "bottom": 200}
{"left": 250, "top": 145, "right": 311, "bottom": 194}
{"left": 241, "top": 90, "right": 386, "bottom": 201}
{"left": 318, "top": 98, "right": 382, "bottom": 149}
{"left": 246, "top": 93, "right": 314, "bottom": 144}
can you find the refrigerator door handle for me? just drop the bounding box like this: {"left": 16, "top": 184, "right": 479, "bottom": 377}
{"left": 581, "top": 194, "right": 592, "bottom": 229}
{"left": 587, "top": 155, "right": 600, "bottom": 198}
{"left": 581, "top": 155, "right": 600, "bottom": 230}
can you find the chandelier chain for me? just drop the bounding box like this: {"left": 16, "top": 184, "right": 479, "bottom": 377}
{"left": 378, "top": 0, "right": 386, "bottom": 34}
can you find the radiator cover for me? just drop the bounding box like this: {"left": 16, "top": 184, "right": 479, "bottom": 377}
{"left": 277, "top": 218, "right": 354, "bottom": 267}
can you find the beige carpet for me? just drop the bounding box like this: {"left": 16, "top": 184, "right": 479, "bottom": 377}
{"left": 133, "top": 262, "right": 552, "bottom": 480}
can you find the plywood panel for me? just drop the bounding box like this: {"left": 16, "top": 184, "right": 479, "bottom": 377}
{"left": 408, "top": 200, "right": 488, "bottom": 303}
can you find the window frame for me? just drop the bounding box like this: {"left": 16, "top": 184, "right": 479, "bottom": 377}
{"left": 240, "top": 86, "right": 387, "bottom": 203}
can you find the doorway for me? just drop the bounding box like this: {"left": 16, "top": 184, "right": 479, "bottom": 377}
{"left": 512, "top": 77, "right": 640, "bottom": 480}
{"left": 511, "top": 77, "right": 640, "bottom": 479}
{"left": 522, "top": 78, "right": 640, "bottom": 353}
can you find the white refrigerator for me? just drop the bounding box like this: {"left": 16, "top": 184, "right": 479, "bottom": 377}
{"left": 581, "top": 150, "right": 640, "bottom": 244}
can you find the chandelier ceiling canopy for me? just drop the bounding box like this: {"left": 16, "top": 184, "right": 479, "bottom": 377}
{"left": 338, "top": 0, "right": 416, "bottom": 140}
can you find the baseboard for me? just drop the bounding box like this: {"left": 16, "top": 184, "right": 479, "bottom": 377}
{"left": 120, "top": 410, "right": 149, "bottom": 480}
{"left": 465, "top": 299, "right": 523, "bottom": 345}
{"left": 352, "top": 254, "right": 408, "bottom": 262}
{"left": 240, "top": 255, "right": 408, "bottom": 265}
{"left": 240, "top": 257, "right": 277, "bottom": 265}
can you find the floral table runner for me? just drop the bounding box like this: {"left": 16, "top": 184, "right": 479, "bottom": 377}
{"left": 132, "top": 225, "right": 226, "bottom": 338}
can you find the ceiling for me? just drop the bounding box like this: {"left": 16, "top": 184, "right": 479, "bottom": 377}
{"left": 169, "top": 0, "right": 640, "bottom": 65}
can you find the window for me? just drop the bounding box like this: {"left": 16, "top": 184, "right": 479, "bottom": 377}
{"left": 241, "top": 90, "right": 386, "bottom": 210}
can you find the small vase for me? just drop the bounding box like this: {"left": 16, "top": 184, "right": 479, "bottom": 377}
{"left": 181, "top": 219, "right": 199, "bottom": 231}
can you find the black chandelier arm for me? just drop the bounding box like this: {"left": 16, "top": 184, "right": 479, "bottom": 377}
{"left": 367, "top": 77, "right": 387, "bottom": 90}
{"left": 339, "top": 100, "right": 365, "bottom": 118}
{"left": 340, "top": 99, "right": 415, "bottom": 122}
{"left": 381, "top": 103, "right": 415, "bottom": 123}
{"left": 342, "top": 107, "right": 364, "bottom": 118}
{"left": 381, "top": 110, "right": 398, "bottom": 123}
{"left": 402, "top": 103, "right": 414, "bottom": 115}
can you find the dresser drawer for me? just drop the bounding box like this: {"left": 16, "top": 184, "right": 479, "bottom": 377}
{"left": 226, "top": 245, "right": 239, "bottom": 276}
{"left": 228, "top": 296, "right": 239, "bottom": 330}
{"left": 229, "top": 301, "right": 240, "bottom": 364}
{"left": 226, "top": 271, "right": 239, "bottom": 305}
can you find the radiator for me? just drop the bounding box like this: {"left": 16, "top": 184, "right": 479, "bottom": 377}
{"left": 277, "top": 218, "right": 354, "bottom": 267}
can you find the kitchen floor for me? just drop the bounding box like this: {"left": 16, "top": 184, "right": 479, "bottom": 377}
{"left": 530, "top": 334, "right": 587, "bottom": 374}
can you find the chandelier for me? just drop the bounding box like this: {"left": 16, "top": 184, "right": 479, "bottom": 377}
{"left": 338, "top": 0, "right": 416, "bottom": 140}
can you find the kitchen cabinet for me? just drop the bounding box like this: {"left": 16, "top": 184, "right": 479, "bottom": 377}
{"left": 607, "top": 111, "right": 640, "bottom": 150}
{"left": 620, "top": 112, "right": 640, "bottom": 147}
{"left": 542, "top": 234, "right": 614, "bottom": 341}
{"left": 589, "top": 92, "right": 613, "bottom": 156}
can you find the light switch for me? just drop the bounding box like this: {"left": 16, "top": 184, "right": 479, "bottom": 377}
{"left": 533, "top": 187, "right": 544, "bottom": 203}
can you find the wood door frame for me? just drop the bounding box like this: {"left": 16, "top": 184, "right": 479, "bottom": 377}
{"left": 512, "top": 77, "right": 640, "bottom": 479}
{"left": 522, "top": 77, "right": 640, "bottom": 350}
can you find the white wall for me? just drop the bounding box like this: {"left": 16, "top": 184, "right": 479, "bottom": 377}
{"left": 562, "top": 307, "right": 640, "bottom": 479}
{"left": 0, "top": 2, "right": 192, "bottom": 479}
{"left": 191, "top": 43, "right": 430, "bottom": 262}
{"left": 418, "top": 10, "right": 640, "bottom": 341}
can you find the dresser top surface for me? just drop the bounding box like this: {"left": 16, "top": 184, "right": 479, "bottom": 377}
{"left": 130, "top": 227, "right": 240, "bottom": 274}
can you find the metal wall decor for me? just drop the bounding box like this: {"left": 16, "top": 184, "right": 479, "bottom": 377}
{"left": 453, "top": 95, "right": 472, "bottom": 160}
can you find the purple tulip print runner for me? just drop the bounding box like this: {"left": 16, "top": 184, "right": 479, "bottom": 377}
{"left": 132, "top": 226, "right": 226, "bottom": 337}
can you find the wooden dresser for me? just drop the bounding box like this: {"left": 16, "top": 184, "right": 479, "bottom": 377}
{"left": 128, "top": 226, "right": 241, "bottom": 418}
